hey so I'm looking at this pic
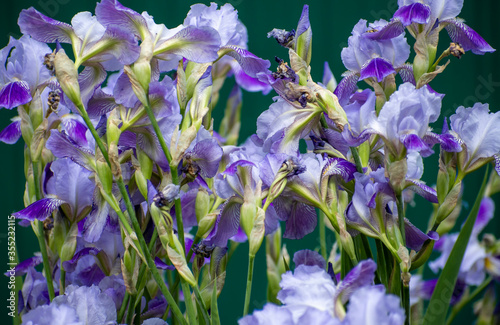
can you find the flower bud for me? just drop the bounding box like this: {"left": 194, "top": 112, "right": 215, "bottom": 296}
{"left": 59, "top": 223, "right": 78, "bottom": 266}
{"left": 240, "top": 199, "right": 257, "bottom": 239}
{"left": 30, "top": 119, "right": 48, "bottom": 163}
{"left": 196, "top": 212, "right": 217, "bottom": 238}
{"left": 121, "top": 245, "right": 139, "bottom": 295}
{"left": 54, "top": 50, "right": 82, "bottom": 108}
{"left": 135, "top": 169, "right": 148, "bottom": 200}
{"left": 388, "top": 158, "right": 407, "bottom": 194}
{"left": 106, "top": 114, "right": 121, "bottom": 146}
{"left": 249, "top": 207, "right": 266, "bottom": 257}
{"left": 167, "top": 234, "right": 197, "bottom": 287}
{"left": 195, "top": 188, "right": 210, "bottom": 224}
{"left": 137, "top": 147, "right": 153, "bottom": 180}
{"left": 96, "top": 159, "right": 113, "bottom": 195}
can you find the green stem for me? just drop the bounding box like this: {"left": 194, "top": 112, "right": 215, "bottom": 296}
{"left": 60, "top": 267, "right": 66, "bottom": 295}
{"left": 192, "top": 285, "right": 210, "bottom": 323}
{"left": 31, "top": 161, "right": 56, "bottom": 301}
{"left": 396, "top": 192, "right": 406, "bottom": 246}
{"left": 319, "top": 211, "right": 327, "bottom": 262}
{"left": 402, "top": 284, "right": 410, "bottom": 325}
{"left": 446, "top": 277, "right": 493, "bottom": 325}
{"left": 243, "top": 254, "right": 256, "bottom": 316}
{"left": 181, "top": 280, "right": 197, "bottom": 325}
{"left": 118, "top": 292, "right": 130, "bottom": 324}
{"left": 134, "top": 297, "right": 142, "bottom": 325}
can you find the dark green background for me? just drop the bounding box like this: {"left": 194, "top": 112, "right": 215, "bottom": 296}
{"left": 1, "top": 0, "right": 499, "bottom": 323}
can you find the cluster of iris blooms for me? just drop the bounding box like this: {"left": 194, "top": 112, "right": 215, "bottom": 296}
{"left": 1, "top": 1, "right": 499, "bottom": 324}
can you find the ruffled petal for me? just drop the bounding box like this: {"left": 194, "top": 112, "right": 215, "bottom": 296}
{"left": 363, "top": 19, "right": 405, "bottom": 40}
{"left": 293, "top": 249, "right": 326, "bottom": 269}
{"left": 18, "top": 7, "right": 74, "bottom": 43}
{"left": 155, "top": 26, "right": 221, "bottom": 63}
{"left": 222, "top": 45, "right": 271, "bottom": 78}
{"left": 443, "top": 19, "right": 495, "bottom": 55}
{"left": 45, "top": 130, "right": 95, "bottom": 170}
{"left": 393, "top": 3, "right": 431, "bottom": 26}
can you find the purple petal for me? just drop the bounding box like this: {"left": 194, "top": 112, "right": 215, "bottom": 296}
{"left": 61, "top": 116, "right": 88, "bottom": 147}
{"left": 155, "top": 26, "right": 220, "bottom": 63}
{"left": 0, "top": 118, "right": 22, "bottom": 144}
{"left": 45, "top": 130, "right": 95, "bottom": 170}
{"left": 363, "top": 20, "right": 405, "bottom": 40}
{"left": 203, "top": 198, "right": 241, "bottom": 247}
{"left": 335, "top": 259, "right": 376, "bottom": 304}
{"left": 401, "top": 133, "right": 430, "bottom": 153}
{"left": 87, "top": 88, "right": 118, "bottom": 118}
{"left": 18, "top": 7, "right": 74, "bottom": 43}
{"left": 13, "top": 198, "right": 64, "bottom": 221}
{"left": 0, "top": 81, "right": 32, "bottom": 109}
{"left": 293, "top": 249, "right": 326, "bottom": 269}
{"left": 62, "top": 247, "right": 100, "bottom": 272}
{"left": 405, "top": 218, "right": 439, "bottom": 251}
{"left": 444, "top": 19, "right": 495, "bottom": 55}
{"left": 438, "top": 133, "right": 463, "bottom": 152}
{"left": 334, "top": 72, "right": 359, "bottom": 106}
{"left": 189, "top": 138, "right": 223, "bottom": 178}
{"left": 322, "top": 61, "right": 337, "bottom": 91}
{"left": 95, "top": 0, "right": 147, "bottom": 37}
{"left": 171, "top": 189, "right": 198, "bottom": 229}
{"left": 495, "top": 154, "right": 500, "bottom": 177}
{"left": 473, "top": 197, "right": 494, "bottom": 236}
{"left": 4, "top": 255, "right": 43, "bottom": 276}
{"left": 322, "top": 157, "right": 357, "bottom": 182}
{"left": 222, "top": 46, "right": 271, "bottom": 78}
{"left": 283, "top": 201, "right": 317, "bottom": 239}
{"left": 154, "top": 257, "right": 175, "bottom": 271}
{"left": 46, "top": 158, "right": 94, "bottom": 218}
{"left": 393, "top": 3, "right": 431, "bottom": 26}
{"left": 359, "top": 58, "right": 395, "bottom": 82}
{"left": 83, "top": 190, "right": 110, "bottom": 243}
{"left": 296, "top": 5, "right": 310, "bottom": 38}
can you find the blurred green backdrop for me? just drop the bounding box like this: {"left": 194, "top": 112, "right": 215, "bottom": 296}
{"left": 1, "top": 0, "right": 499, "bottom": 323}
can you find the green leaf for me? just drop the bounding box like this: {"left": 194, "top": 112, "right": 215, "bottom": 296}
{"left": 211, "top": 276, "right": 221, "bottom": 325}
{"left": 423, "top": 166, "right": 489, "bottom": 325}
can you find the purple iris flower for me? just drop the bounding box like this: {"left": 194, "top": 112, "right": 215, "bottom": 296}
{"left": 183, "top": 3, "right": 270, "bottom": 94}
{"left": 256, "top": 96, "right": 322, "bottom": 155}
{"left": 203, "top": 149, "right": 279, "bottom": 247}
{"left": 367, "top": 82, "right": 443, "bottom": 157}
{"left": 430, "top": 197, "right": 500, "bottom": 286}
{"left": 241, "top": 256, "right": 404, "bottom": 324}
{"left": 0, "top": 35, "right": 52, "bottom": 109}
{"left": 346, "top": 168, "right": 438, "bottom": 251}
{"left": 341, "top": 19, "right": 410, "bottom": 83}
{"left": 18, "top": 7, "right": 140, "bottom": 70}
{"left": 447, "top": 103, "right": 500, "bottom": 174}
{"left": 391, "top": 0, "right": 495, "bottom": 55}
